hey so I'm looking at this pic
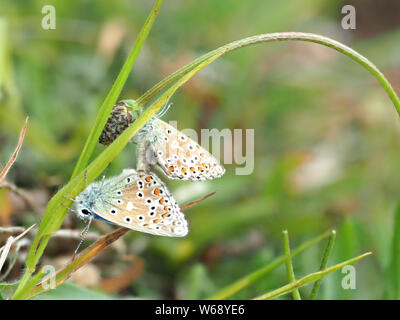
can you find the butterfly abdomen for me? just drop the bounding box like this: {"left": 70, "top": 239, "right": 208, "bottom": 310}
{"left": 99, "top": 102, "right": 135, "bottom": 146}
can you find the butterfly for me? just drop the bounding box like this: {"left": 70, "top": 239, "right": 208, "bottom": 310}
{"left": 71, "top": 168, "right": 188, "bottom": 237}
{"left": 99, "top": 100, "right": 225, "bottom": 181}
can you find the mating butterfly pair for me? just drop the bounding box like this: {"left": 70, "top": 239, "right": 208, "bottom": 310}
{"left": 100, "top": 100, "right": 225, "bottom": 181}
{"left": 71, "top": 100, "right": 224, "bottom": 237}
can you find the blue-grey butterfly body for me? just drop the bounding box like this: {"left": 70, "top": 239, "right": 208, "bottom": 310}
{"left": 73, "top": 168, "right": 188, "bottom": 237}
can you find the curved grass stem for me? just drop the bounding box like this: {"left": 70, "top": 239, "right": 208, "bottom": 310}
{"left": 138, "top": 32, "right": 400, "bottom": 117}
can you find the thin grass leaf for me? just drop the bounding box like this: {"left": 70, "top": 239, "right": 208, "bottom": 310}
{"left": 309, "top": 230, "right": 336, "bottom": 300}
{"left": 0, "top": 237, "right": 13, "bottom": 273}
{"left": 384, "top": 203, "right": 400, "bottom": 299}
{"left": 12, "top": 1, "right": 164, "bottom": 299}
{"left": 254, "top": 252, "right": 372, "bottom": 300}
{"left": 137, "top": 33, "right": 400, "bottom": 116}
{"left": 0, "top": 224, "right": 35, "bottom": 256}
{"left": 23, "top": 227, "right": 130, "bottom": 300}
{"left": 207, "top": 230, "right": 332, "bottom": 300}
{"left": 71, "top": 0, "right": 164, "bottom": 179}
{"left": 180, "top": 192, "right": 216, "bottom": 210}
{"left": 282, "top": 230, "right": 301, "bottom": 300}
{"left": 0, "top": 117, "right": 28, "bottom": 183}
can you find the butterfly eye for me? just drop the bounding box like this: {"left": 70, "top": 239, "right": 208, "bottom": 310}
{"left": 81, "top": 209, "right": 91, "bottom": 216}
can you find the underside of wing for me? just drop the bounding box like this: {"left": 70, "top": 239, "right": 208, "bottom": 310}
{"left": 149, "top": 119, "right": 225, "bottom": 180}
{"left": 92, "top": 169, "right": 188, "bottom": 237}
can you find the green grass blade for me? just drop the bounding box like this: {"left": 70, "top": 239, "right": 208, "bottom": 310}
{"left": 70, "top": 0, "right": 164, "bottom": 179}
{"left": 282, "top": 230, "right": 301, "bottom": 300}
{"left": 23, "top": 228, "right": 130, "bottom": 300}
{"left": 309, "top": 230, "right": 336, "bottom": 300}
{"left": 384, "top": 203, "right": 400, "bottom": 299}
{"left": 254, "top": 252, "right": 372, "bottom": 300}
{"left": 207, "top": 230, "right": 332, "bottom": 300}
{"left": 12, "top": 0, "right": 164, "bottom": 299}
{"left": 137, "top": 33, "right": 400, "bottom": 116}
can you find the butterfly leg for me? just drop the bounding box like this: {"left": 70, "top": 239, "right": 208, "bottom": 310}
{"left": 72, "top": 215, "right": 93, "bottom": 260}
{"left": 136, "top": 138, "right": 151, "bottom": 172}
{"left": 156, "top": 102, "right": 173, "bottom": 118}
{"left": 100, "top": 163, "right": 112, "bottom": 188}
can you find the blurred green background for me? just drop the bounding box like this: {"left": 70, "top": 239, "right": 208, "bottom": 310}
{"left": 1, "top": 0, "right": 400, "bottom": 299}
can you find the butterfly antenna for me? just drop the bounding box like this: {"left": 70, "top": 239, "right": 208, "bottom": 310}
{"left": 72, "top": 216, "right": 93, "bottom": 259}
{"left": 84, "top": 170, "right": 88, "bottom": 188}
{"left": 100, "top": 163, "right": 111, "bottom": 188}
{"left": 62, "top": 195, "right": 79, "bottom": 213}
{"left": 156, "top": 102, "right": 173, "bottom": 119}
{"left": 62, "top": 195, "right": 78, "bottom": 203}
{"left": 62, "top": 203, "right": 74, "bottom": 211}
